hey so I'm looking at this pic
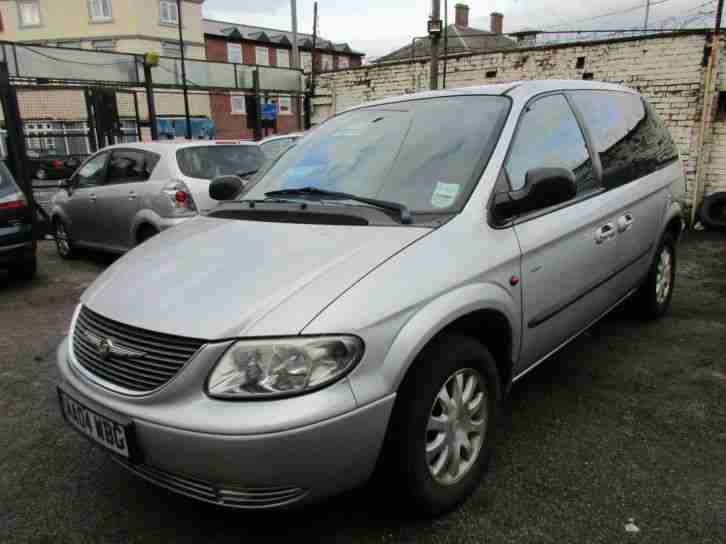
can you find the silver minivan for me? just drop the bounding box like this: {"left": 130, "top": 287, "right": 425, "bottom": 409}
{"left": 56, "top": 81, "right": 685, "bottom": 516}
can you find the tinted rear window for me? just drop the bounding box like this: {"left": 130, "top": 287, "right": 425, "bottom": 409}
{"left": 176, "top": 145, "right": 267, "bottom": 180}
{"left": 0, "top": 161, "right": 20, "bottom": 199}
{"left": 570, "top": 91, "right": 679, "bottom": 188}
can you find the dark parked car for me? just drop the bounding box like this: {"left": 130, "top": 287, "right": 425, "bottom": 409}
{"left": 0, "top": 162, "right": 36, "bottom": 280}
{"left": 28, "top": 150, "right": 83, "bottom": 181}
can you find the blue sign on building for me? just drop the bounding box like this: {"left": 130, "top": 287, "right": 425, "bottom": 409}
{"left": 261, "top": 102, "right": 278, "bottom": 121}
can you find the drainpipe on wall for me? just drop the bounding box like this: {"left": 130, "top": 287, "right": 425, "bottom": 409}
{"left": 691, "top": 0, "right": 724, "bottom": 225}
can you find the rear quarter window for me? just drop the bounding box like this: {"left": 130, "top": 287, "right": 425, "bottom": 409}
{"left": 570, "top": 91, "right": 679, "bottom": 188}
{"left": 0, "top": 161, "right": 21, "bottom": 198}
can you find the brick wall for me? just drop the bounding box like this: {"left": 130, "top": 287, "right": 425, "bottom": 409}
{"left": 315, "top": 31, "right": 726, "bottom": 204}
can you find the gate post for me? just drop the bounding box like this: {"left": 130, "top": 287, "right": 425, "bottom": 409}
{"left": 252, "top": 69, "right": 262, "bottom": 141}
{"left": 0, "top": 62, "right": 35, "bottom": 218}
{"left": 143, "top": 63, "right": 159, "bottom": 140}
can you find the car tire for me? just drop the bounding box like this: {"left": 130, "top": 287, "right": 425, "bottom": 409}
{"left": 8, "top": 256, "right": 37, "bottom": 282}
{"left": 697, "top": 192, "right": 726, "bottom": 230}
{"left": 53, "top": 218, "right": 76, "bottom": 260}
{"left": 36, "top": 168, "right": 46, "bottom": 180}
{"left": 633, "top": 232, "right": 676, "bottom": 320}
{"left": 137, "top": 225, "right": 159, "bottom": 245}
{"left": 382, "top": 333, "right": 501, "bottom": 517}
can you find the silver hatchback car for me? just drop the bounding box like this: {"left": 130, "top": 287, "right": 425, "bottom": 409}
{"left": 57, "top": 81, "right": 685, "bottom": 515}
{"left": 50, "top": 141, "right": 266, "bottom": 257}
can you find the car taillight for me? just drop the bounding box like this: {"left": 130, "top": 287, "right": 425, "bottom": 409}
{"left": 51, "top": 160, "right": 63, "bottom": 169}
{"left": 162, "top": 180, "right": 197, "bottom": 216}
{"left": 0, "top": 192, "right": 27, "bottom": 209}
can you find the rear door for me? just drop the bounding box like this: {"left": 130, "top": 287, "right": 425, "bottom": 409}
{"left": 507, "top": 93, "right": 622, "bottom": 372}
{"left": 64, "top": 151, "right": 110, "bottom": 245}
{"left": 97, "top": 149, "right": 157, "bottom": 249}
{"left": 569, "top": 91, "right": 680, "bottom": 293}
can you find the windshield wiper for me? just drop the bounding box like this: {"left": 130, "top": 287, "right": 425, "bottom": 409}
{"left": 264, "top": 187, "right": 412, "bottom": 224}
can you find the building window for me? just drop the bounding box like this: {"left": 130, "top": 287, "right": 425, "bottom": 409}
{"left": 276, "top": 49, "right": 290, "bottom": 68}
{"left": 227, "top": 43, "right": 242, "bottom": 64}
{"left": 230, "top": 94, "right": 246, "bottom": 115}
{"left": 161, "top": 40, "right": 183, "bottom": 57}
{"left": 337, "top": 56, "right": 349, "bottom": 69}
{"left": 59, "top": 41, "right": 83, "bottom": 49}
{"left": 256, "top": 46, "right": 269, "bottom": 66}
{"left": 18, "top": 0, "right": 41, "bottom": 27}
{"left": 277, "top": 96, "right": 292, "bottom": 115}
{"left": 300, "top": 51, "right": 312, "bottom": 72}
{"left": 88, "top": 0, "right": 112, "bottom": 22}
{"left": 159, "top": 0, "right": 179, "bottom": 25}
{"left": 321, "top": 54, "right": 333, "bottom": 71}
{"left": 92, "top": 39, "right": 115, "bottom": 51}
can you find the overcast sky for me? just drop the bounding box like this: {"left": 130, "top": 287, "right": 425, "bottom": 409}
{"left": 203, "top": 0, "right": 719, "bottom": 59}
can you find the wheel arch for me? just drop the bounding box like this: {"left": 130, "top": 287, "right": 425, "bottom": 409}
{"left": 383, "top": 283, "right": 520, "bottom": 397}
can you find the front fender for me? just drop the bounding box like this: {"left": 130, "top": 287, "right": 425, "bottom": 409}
{"left": 331, "top": 281, "right": 520, "bottom": 408}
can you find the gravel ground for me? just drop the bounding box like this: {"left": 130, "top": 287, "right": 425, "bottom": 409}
{"left": 1, "top": 233, "right": 725, "bottom": 543}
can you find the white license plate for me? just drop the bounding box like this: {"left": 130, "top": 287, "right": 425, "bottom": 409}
{"left": 59, "top": 390, "right": 131, "bottom": 459}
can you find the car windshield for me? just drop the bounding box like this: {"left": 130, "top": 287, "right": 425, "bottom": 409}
{"left": 0, "top": 161, "right": 20, "bottom": 198}
{"left": 243, "top": 96, "right": 510, "bottom": 214}
{"left": 177, "top": 145, "right": 267, "bottom": 179}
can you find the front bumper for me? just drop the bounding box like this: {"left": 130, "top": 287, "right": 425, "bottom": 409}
{"left": 56, "top": 338, "right": 395, "bottom": 509}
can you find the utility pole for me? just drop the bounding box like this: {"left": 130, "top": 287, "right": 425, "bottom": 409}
{"left": 429, "top": 0, "right": 441, "bottom": 90}
{"left": 644, "top": 0, "right": 651, "bottom": 31}
{"left": 310, "top": 3, "right": 318, "bottom": 102}
{"left": 176, "top": 0, "right": 192, "bottom": 139}
{"left": 442, "top": 0, "right": 448, "bottom": 89}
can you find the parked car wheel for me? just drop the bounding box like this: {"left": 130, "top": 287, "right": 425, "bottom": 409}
{"left": 137, "top": 225, "right": 159, "bottom": 245}
{"left": 8, "top": 256, "right": 37, "bottom": 281}
{"left": 382, "top": 333, "right": 501, "bottom": 517}
{"left": 36, "top": 168, "right": 47, "bottom": 180}
{"left": 697, "top": 192, "right": 726, "bottom": 230}
{"left": 634, "top": 232, "right": 676, "bottom": 319}
{"left": 54, "top": 218, "right": 76, "bottom": 259}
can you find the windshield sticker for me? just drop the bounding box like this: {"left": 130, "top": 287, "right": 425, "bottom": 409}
{"left": 431, "top": 182, "right": 461, "bottom": 208}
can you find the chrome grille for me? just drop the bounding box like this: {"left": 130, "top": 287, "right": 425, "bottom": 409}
{"left": 113, "top": 459, "right": 307, "bottom": 509}
{"left": 72, "top": 306, "right": 205, "bottom": 393}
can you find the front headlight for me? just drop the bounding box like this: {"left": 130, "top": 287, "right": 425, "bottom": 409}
{"left": 206, "top": 336, "right": 364, "bottom": 399}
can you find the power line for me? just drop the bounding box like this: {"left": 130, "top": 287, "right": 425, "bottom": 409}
{"left": 542, "top": 0, "right": 672, "bottom": 29}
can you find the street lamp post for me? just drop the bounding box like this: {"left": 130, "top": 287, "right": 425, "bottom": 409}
{"left": 176, "top": 0, "right": 192, "bottom": 139}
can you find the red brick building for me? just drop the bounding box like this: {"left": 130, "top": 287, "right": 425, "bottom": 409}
{"left": 204, "top": 19, "right": 364, "bottom": 140}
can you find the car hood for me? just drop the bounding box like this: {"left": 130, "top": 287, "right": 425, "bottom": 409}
{"left": 81, "top": 216, "right": 430, "bottom": 339}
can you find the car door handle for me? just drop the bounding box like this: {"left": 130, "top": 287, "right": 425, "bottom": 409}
{"left": 595, "top": 223, "right": 616, "bottom": 244}
{"left": 128, "top": 191, "right": 137, "bottom": 200}
{"left": 617, "top": 213, "right": 634, "bottom": 233}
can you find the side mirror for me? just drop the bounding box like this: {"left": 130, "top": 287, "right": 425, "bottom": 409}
{"left": 209, "top": 175, "right": 245, "bottom": 201}
{"left": 493, "top": 167, "right": 577, "bottom": 222}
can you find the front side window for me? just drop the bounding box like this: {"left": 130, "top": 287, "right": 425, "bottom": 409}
{"left": 89, "top": 0, "right": 112, "bottom": 21}
{"left": 256, "top": 46, "right": 269, "bottom": 66}
{"left": 570, "top": 91, "right": 679, "bottom": 188}
{"left": 177, "top": 146, "right": 267, "bottom": 180}
{"left": 106, "top": 150, "right": 154, "bottom": 184}
{"left": 159, "top": 0, "right": 178, "bottom": 25}
{"left": 75, "top": 151, "right": 109, "bottom": 188}
{"left": 244, "top": 96, "right": 511, "bottom": 215}
{"left": 227, "top": 43, "right": 242, "bottom": 64}
{"left": 276, "top": 49, "right": 290, "bottom": 68}
{"left": 506, "top": 94, "right": 596, "bottom": 194}
{"left": 230, "top": 94, "right": 246, "bottom": 115}
{"left": 18, "top": 0, "right": 41, "bottom": 26}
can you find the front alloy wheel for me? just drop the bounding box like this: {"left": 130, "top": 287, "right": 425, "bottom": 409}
{"left": 54, "top": 220, "right": 75, "bottom": 259}
{"left": 426, "top": 369, "right": 487, "bottom": 486}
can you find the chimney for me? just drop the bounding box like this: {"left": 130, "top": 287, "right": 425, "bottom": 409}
{"left": 455, "top": 3, "right": 469, "bottom": 28}
{"left": 490, "top": 12, "right": 503, "bottom": 34}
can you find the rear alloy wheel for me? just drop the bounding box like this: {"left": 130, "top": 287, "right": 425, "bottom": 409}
{"left": 382, "top": 333, "right": 501, "bottom": 517}
{"left": 54, "top": 219, "right": 76, "bottom": 259}
{"left": 36, "top": 169, "right": 46, "bottom": 180}
{"left": 634, "top": 232, "right": 676, "bottom": 319}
